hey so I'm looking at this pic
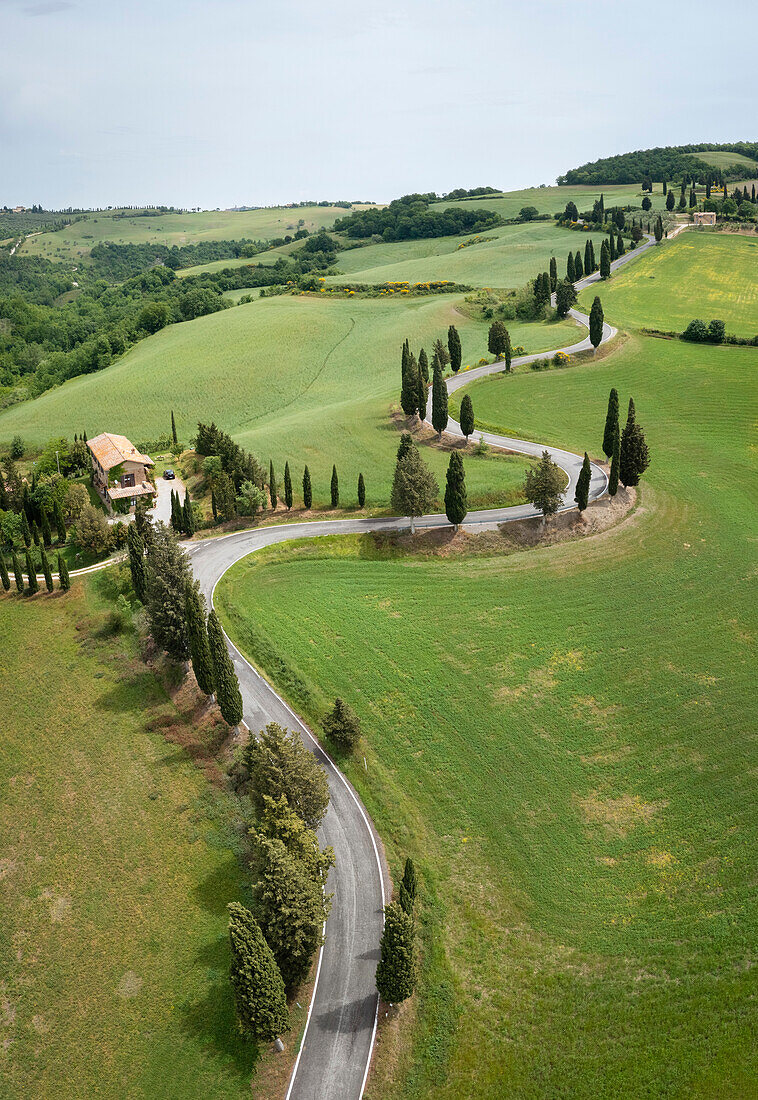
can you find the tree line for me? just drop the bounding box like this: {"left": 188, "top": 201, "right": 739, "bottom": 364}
{"left": 558, "top": 143, "right": 758, "bottom": 185}
{"left": 333, "top": 193, "right": 503, "bottom": 242}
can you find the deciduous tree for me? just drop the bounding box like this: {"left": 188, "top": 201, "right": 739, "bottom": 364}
{"left": 53, "top": 499, "right": 66, "bottom": 544}
{"left": 524, "top": 450, "right": 564, "bottom": 525}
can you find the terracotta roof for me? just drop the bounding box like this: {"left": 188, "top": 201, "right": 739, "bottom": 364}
{"left": 107, "top": 482, "right": 155, "bottom": 500}
{"left": 87, "top": 433, "right": 154, "bottom": 471}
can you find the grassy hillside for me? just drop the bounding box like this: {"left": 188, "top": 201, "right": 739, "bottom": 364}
{"left": 217, "top": 334, "right": 757, "bottom": 1098}
{"left": 19, "top": 205, "right": 373, "bottom": 263}
{"left": 685, "top": 150, "right": 758, "bottom": 173}
{"left": 0, "top": 294, "right": 581, "bottom": 509}
{"left": 432, "top": 183, "right": 664, "bottom": 220}
{"left": 326, "top": 223, "right": 611, "bottom": 289}
{"left": 0, "top": 576, "right": 260, "bottom": 1099}
{"left": 578, "top": 233, "right": 758, "bottom": 337}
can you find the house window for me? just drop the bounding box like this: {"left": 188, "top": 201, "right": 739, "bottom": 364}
{"left": 122, "top": 472, "right": 135, "bottom": 488}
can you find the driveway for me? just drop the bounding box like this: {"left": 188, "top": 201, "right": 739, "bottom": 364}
{"left": 150, "top": 472, "right": 185, "bottom": 525}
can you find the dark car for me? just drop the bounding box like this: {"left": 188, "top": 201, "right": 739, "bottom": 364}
{"left": 163, "top": 468, "right": 176, "bottom": 480}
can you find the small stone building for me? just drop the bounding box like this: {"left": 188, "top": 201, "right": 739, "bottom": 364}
{"left": 87, "top": 432, "right": 155, "bottom": 513}
{"left": 692, "top": 211, "right": 716, "bottom": 226}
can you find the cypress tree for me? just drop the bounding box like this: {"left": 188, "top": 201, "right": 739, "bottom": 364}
{"left": 418, "top": 347, "right": 429, "bottom": 383}
{"left": 654, "top": 215, "right": 663, "bottom": 243}
{"left": 228, "top": 902, "right": 289, "bottom": 1043}
{"left": 666, "top": 188, "right": 675, "bottom": 211}
{"left": 549, "top": 256, "right": 557, "bottom": 292}
{"left": 416, "top": 363, "right": 427, "bottom": 422}
{"left": 752, "top": 184, "right": 756, "bottom": 204}
{"left": 12, "top": 551, "right": 24, "bottom": 593}
{"left": 211, "top": 488, "right": 218, "bottom": 521}
{"left": 40, "top": 547, "right": 54, "bottom": 592}
{"left": 0, "top": 554, "right": 9, "bottom": 592}
{"left": 170, "top": 489, "right": 182, "bottom": 531}
{"left": 589, "top": 296, "right": 604, "bottom": 351}
{"left": 269, "top": 460, "right": 277, "bottom": 509}
{"left": 401, "top": 857, "right": 417, "bottom": 904}
{"left": 0, "top": 477, "right": 7, "bottom": 512}
{"left": 602, "top": 387, "right": 619, "bottom": 458}
{"left": 57, "top": 552, "right": 71, "bottom": 592}
{"left": 184, "top": 580, "right": 215, "bottom": 697}
{"left": 444, "top": 451, "right": 467, "bottom": 531}
{"left": 567, "top": 251, "right": 575, "bottom": 282}
{"left": 207, "top": 609, "right": 243, "bottom": 728}
{"left": 53, "top": 499, "right": 66, "bottom": 544}
{"left": 609, "top": 233, "right": 616, "bottom": 261}
{"left": 31, "top": 521, "right": 40, "bottom": 547}
{"left": 282, "top": 461, "right": 293, "bottom": 510}
{"left": 25, "top": 548, "right": 38, "bottom": 594}
{"left": 302, "top": 465, "right": 312, "bottom": 509}
{"left": 323, "top": 697, "right": 361, "bottom": 749}
{"left": 431, "top": 359, "right": 448, "bottom": 438}
{"left": 21, "top": 510, "right": 31, "bottom": 549}
{"left": 127, "top": 524, "right": 147, "bottom": 602}
{"left": 583, "top": 239, "right": 592, "bottom": 277}
{"left": 599, "top": 240, "right": 611, "bottom": 279}
{"left": 357, "top": 472, "right": 365, "bottom": 508}
{"left": 574, "top": 453, "right": 591, "bottom": 512}
{"left": 400, "top": 351, "right": 419, "bottom": 418}
{"left": 376, "top": 902, "right": 416, "bottom": 1004}
{"left": 662, "top": 179, "right": 667, "bottom": 194}
{"left": 182, "top": 491, "right": 195, "bottom": 536}
{"left": 616, "top": 233, "right": 625, "bottom": 256}
{"left": 574, "top": 250, "right": 583, "bottom": 279}
{"left": 620, "top": 398, "right": 651, "bottom": 487}
{"left": 396, "top": 432, "right": 413, "bottom": 461}
{"left": 447, "top": 325, "right": 462, "bottom": 374}
{"left": 398, "top": 882, "right": 413, "bottom": 915}
{"left": 608, "top": 426, "right": 620, "bottom": 497}
{"left": 330, "top": 465, "right": 339, "bottom": 508}
{"left": 171, "top": 410, "right": 178, "bottom": 448}
{"left": 459, "top": 393, "right": 474, "bottom": 440}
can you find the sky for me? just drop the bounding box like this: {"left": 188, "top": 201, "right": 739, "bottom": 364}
{"left": 2, "top": 0, "right": 755, "bottom": 210}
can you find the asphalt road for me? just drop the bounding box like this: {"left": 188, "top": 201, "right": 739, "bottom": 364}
{"left": 185, "top": 236, "right": 656, "bottom": 1100}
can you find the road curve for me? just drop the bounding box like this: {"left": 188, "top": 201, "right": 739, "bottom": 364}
{"left": 185, "top": 234, "right": 656, "bottom": 1100}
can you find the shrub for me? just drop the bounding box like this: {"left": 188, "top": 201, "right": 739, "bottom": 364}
{"left": 707, "top": 319, "right": 726, "bottom": 344}
{"left": 682, "top": 319, "right": 709, "bottom": 342}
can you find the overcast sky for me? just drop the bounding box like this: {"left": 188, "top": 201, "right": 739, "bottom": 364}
{"left": 2, "top": 0, "right": 755, "bottom": 210}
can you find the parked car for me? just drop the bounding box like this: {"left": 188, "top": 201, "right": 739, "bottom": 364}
{"left": 163, "top": 468, "right": 175, "bottom": 480}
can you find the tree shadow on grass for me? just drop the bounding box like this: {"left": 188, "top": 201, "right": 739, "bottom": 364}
{"left": 180, "top": 949, "right": 260, "bottom": 1081}
{"left": 194, "top": 860, "right": 250, "bottom": 917}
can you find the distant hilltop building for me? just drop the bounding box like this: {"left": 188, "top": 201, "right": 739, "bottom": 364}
{"left": 87, "top": 432, "right": 155, "bottom": 513}
{"left": 692, "top": 210, "right": 716, "bottom": 226}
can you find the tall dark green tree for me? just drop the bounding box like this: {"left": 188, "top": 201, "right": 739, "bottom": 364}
{"left": 269, "top": 460, "right": 277, "bottom": 509}
{"left": 171, "top": 410, "right": 178, "bottom": 448}
{"left": 418, "top": 347, "right": 429, "bottom": 383}
{"left": 488, "top": 320, "right": 510, "bottom": 359}
{"left": 589, "top": 296, "right": 604, "bottom": 351}
{"left": 459, "top": 394, "right": 474, "bottom": 440}
{"left": 608, "top": 426, "right": 620, "bottom": 497}
{"left": 21, "top": 510, "right": 31, "bottom": 549}
{"left": 127, "top": 524, "right": 147, "bottom": 603}
{"left": 144, "top": 522, "right": 193, "bottom": 661}
{"left": 567, "top": 251, "right": 576, "bottom": 282}
{"left": 549, "top": 256, "right": 557, "bottom": 292}
{"left": 53, "top": 499, "right": 66, "bottom": 544}
{"left": 31, "top": 522, "right": 40, "bottom": 548}
{"left": 0, "top": 554, "right": 10, "bottom": 592}
{"left": 654, "top": 215, "right": 663, "bottom": 243}
{"left": 283, "top": 461, "right": 293, "bottom": 510}
{"left": 391, "top": 440, "right": 439, "bottom": 534}
{"left": 185, "top": 580, "right": 216, "bottom": 697}
{"left": 170, "top": 489, "right": 182, "bottom": 532}
{"left": 357, "top": 472, "right": 365, "bottom": 508}
{"left": 228, "top": 902, "right": 289, "bottom": 1043}
{"left": 25, "top": 548, "right": 38, "bottom": 594}
{"left": 416, "top": 365, "right": 427, "bottom": 422}
{"left": 40, "top": 509, "right": 52, "bottom": 549}
{"left": 524, "top": 450, "right": 564, "bottom": 526}
{"left": 620, "top": 399, "right": 651, "bottom": 487}
{"left": 444, "top": 451, "right": 467, "bottom": 531}
{"left": 323, "top": 697, "right": 361, "bottom": 750}
{"left": 666, "top": 188, "right": 675, "bottom": 211}
{"left": 376, "top": 902, "right": 416, "bottom": 1004}
{"left": 12, "top": 551, "right": 24, "bottom": 593}
{"left": 330, "top": 465, "right": 339, "bottom": 508}
{"left": 616, "top": 233, "right": 625, "bottom": 256}
{"left": 574, "top": 250, "right": 583, "bottom": 279}
{"left": 447, "top": 325, "right": 461, "bottom": 374}
{"left": 555, "top": 278, "right": 577, "bottom": 318}
{"left": 39, "top": 547, "right": 53, "bottom": 592}
{"left": 602, "top": 387, "right": 619, "bottom": 458}
{"left": 182, "top": 490, "right": 195, "bottom": 536}
{"left": 583, "top": 239, "right": 593, "bottom": 276}
{"left": 599, "top": 239, "right": 611, "bottom": 279}
{"left": 400, "top": 351, "right": 419, "bottom": 418}
{"left": 302, "top": 465, "right": 312, "bottom": 509}
{"left": 609, "top": 233, "right": 616, "bottom": 261}
{"left": 207, "top": 608, "right": 243, "bottom": 728}
{"left": 242, "top": 721, "right": 330, "bottom": 830}
{"left": 57, "top": 552, "right": 70, "bottom": 592}
{"left": 574, "top": 453, "right": 591, "bottom": 512}
{"left": 401, "top": 858, "right": 417, "bottom": 904}
{"left": 431, "top": 359, "right": 448, "bottom": 438}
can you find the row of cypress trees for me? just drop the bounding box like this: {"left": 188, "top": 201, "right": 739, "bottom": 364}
{"left": 12, "top": 499, "right": 67, "bottom": 552}
{"left": 268, "top": 462, "right": 366, "bottom": 511}
{"left": 602, "top": 388, "right": 651, "bottom": 494}
{"left": 170, "top": 487, "right": 195, "bottom": 535}
{"left": 0, "top": 547, "right": 70, "bottom": 595}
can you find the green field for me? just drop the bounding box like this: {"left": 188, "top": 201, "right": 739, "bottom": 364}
{"left": 216, "top": 333, "right": 757, "bottom": 1098}
{"left": 578, "top": 233, "right": 758, "bottom": 337}
{"left": 685, "top": 150, "right": 758, "bottom": 173}
{"left": 0, "top": 294, "right": 582, "bottom": 509}
{"left": 431, "top": 183, "right": 665, "bottom": 220}
{"left": 326, "top": 223, "right": 612, "bottom": 289}
{"left": 19, "top": 205, "right": 374, "bottom": 263}
{"left": 0, "top": 576, "right": 265, "bottom": 1099}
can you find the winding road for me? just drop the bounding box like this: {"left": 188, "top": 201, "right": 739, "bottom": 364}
{"left": 185, "top": 233, "right": 660, "bottom": 1100}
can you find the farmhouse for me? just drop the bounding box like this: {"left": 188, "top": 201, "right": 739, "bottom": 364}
{"left": 693, "top": 210, "right": 717, "bottom": 226}
{"left": 87, "top": 432, "right": 155, "bottom": 513}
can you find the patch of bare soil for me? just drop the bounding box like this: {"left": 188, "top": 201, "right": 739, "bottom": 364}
{"left": 390, "top": 406, "right": 518, "bottom": 455}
